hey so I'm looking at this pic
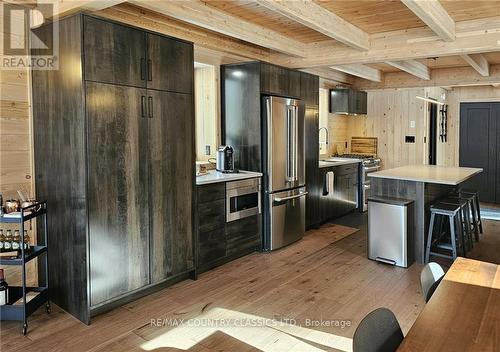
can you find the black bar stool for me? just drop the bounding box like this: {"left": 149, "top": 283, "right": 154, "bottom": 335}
{"left": 440, "top": 197, "right": 474, "bottom": 251}
{"left": 425, "top": 202, "right": 465, "bottom": 263}
{"left": 459, "top": 191, "right": 483, "bottom": 235}
{"left": 447, "top": 193, "right": 479, "bottom": 241}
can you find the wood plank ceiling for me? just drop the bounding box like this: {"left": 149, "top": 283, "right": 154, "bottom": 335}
{"left": 88, "top": 0, "right": 500, "bottom": 88}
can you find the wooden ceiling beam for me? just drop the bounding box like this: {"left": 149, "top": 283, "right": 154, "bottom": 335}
{"left": 460, "top": 54, "right": 490, "bottom": 77}
{"left": 129, "top": 0, "right": 306, "bottom": 57}
{"left": 275, "top": 16, "right": 500, "bottom": 68}
{"left": 255, "top": 0, "right": 369, "bottom": 50}
{"left": 401, "top": 0, "right": 455, "bottom": 41}
{"left": 386, "top": 60, "right": 430, "bottom": 80}
{"left": 300, "top": 68, "right": 354, "bottom": 85}
{"left": 330, "top": 64, "right": 382, "bottom": 82}
{"left": 353, "top": 64, "right": 500, "bottom": 90}
{"left": 38, "top": 0, "right": 126, "bottom": 18}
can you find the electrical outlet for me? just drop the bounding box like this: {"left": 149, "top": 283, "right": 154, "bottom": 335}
{"left": 410, "top": 120, "right": 416, "bottom": 128}
{"left": 205, "top": 145, "right": 211, "bottom": 155}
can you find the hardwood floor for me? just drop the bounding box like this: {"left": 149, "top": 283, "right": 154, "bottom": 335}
{"left": 1, "top": 214, "right": 498, "bottom": 352}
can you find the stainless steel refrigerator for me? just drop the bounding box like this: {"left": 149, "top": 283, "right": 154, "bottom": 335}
{"left": 263, "top": 96, "right": 306, "bottom": 250}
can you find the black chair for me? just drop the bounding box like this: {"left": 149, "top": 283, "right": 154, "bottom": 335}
{"left": 353, "top": 308, "right": 404, "bottom": 352}
{"left": 420, "top": 262, "right": 445, "bottom": 302}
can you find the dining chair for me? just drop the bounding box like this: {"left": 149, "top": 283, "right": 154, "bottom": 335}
{"left": 420, "top": 262, "right": 445, "bottom": 302}
{"left": 353, "top": 308, "right": 404, "bottom": 352}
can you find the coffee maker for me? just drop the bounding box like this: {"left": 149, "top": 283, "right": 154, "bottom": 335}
{"left": 216, "top": 145, "right": 236, "bottom": 173}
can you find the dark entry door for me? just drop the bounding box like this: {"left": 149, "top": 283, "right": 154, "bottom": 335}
{"left": 459, "top": 103, "right": 499, "bottom": 203}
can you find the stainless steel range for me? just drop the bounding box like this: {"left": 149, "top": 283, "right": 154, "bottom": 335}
{"left": 334, "top": 154, "right": 381, "bottom": 211}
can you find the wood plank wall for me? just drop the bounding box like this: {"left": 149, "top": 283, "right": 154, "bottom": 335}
{"left": 318, "top": 87, "right": 450, "bottom": 170}
{"left": 194, "top": 65, "right": 220, "bottom": 162}
{"left": 0, "top": 4, "right": 36, "bottom": 285}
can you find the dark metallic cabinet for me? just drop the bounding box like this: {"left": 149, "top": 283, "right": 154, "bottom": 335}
{"left": 32, "top": 14, "right": 194, "bottom": 324}
{"left": 86, "top": 83, "right": 150, "bottom": 306}
{"left": 319, "top": 164, "right": 359, "bottom": 223}
{"left": 300, "top": 72, "right": 321, "bottom": 229}
{"left": 196, "top": 183, "right": 261, "bottom": 273}
{"left": 84, "top": 16, "right": 147, "bottom": 88}
{"left": 329, "top": 88, "right": 367, "bottom": 115}
{"left": 261, "top": 63, "right": 301, "bottom": 98}
{"left": 147, "top": 33, "right": 193, "bottom": 94}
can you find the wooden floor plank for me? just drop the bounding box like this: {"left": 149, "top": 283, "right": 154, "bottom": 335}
{"left": 2, "top": 216, "right": 498, "bottom": 352}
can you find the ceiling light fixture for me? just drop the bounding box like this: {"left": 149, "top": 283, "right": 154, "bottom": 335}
{"left": 416, "top": 95, "right": 445, "bottom": 106}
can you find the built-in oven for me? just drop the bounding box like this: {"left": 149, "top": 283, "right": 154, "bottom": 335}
{"left": 226, "top": 178, "right": 261, "bottom": 222}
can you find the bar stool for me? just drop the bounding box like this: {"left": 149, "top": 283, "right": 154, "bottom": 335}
{"left": 425, "top": 202, "right": 466, "bottom": 263}
{"left": 459, "top": 191, "right": 483, "bottom": 235}
{"left": 440, "top": 197, "right": 474, "bottom": 251}
{"left": 447, "top": 193, "right": 480, "bottom": 242}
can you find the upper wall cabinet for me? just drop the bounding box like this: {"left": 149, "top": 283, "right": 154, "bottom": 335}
{"left": 260, "top": 63, "right": 301, "bottom": 98}
{"left": 329, "top": 88, "right": 367, "bottom": 115}
{"left": 84, "top": 17, "right": 193, "bottom": 94}
{"left": 84, "top": 16, "right": 147, "bottom": 88}
{"left": 147, "top": 33, "right": 193, "bottom": 94}
{"left": 300, "top": 72, "right": 319, "bottom": 107}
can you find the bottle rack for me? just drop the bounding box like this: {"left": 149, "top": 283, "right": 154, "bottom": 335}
{"left": 0, "top": 201, "right": 49, "bottom": 335}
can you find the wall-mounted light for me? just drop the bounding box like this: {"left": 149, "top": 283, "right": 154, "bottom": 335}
{"left": 416, "top": 95, "right": 445, "bottom": 106}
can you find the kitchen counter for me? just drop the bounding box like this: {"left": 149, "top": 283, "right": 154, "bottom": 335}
{"left": 369, "top": 165, "right": 483, "bottom": 185}
{"left": 319, "top": 158, "right": 361, "bottom": 168}
{"left": 196, "top": 170, "right": 262, "bottom": 185}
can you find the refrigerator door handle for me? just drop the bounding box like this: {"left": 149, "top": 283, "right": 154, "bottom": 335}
{"left": 293, "top": 105, "right": 299, "bottom": 181}
{"left": 286, "top": 107, "right": 294, "bottom": 182}
{"left": 274, "top": 191, "right": 308, "bottom": 204}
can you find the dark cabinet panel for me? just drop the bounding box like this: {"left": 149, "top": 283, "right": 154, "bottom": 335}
{"left": 147, "top": 34, "right": 193, "bottom": 94}
{"left": 32, "top": 15, "right": 89, "bottom": 323}
{"left": 149, "top": 90, "right": 194, "bottom": 283}
{"left": 198, "top": 228, "right": 226, "bottom": 265}
{"left": 197, "top": 183, "right": 226, "bottom": 203}
{"left": 300, "top": 72, "right": 319, "bottom": 107}
{"left": 261, "top": 63, "right": 300, "bottom": 98}
{"left": 329, "top": 89, "right": 367, "bottom": 115}
{"left": 319, "top": 165, "right": 359, "bottom": 223}
{"left": 226, "top": 215, "right": 260, "bottom": 256}
{"left": 86, "top": 82, "right": 150, "bottom": 306}
{"left": 305, "top": 107, "right": 320, "bottom": 228}
{"left": 84, "top": 16, "right": 146, "bottom": 87}
{"left": 198, "top": 199, "right": 226, "bottom": 233}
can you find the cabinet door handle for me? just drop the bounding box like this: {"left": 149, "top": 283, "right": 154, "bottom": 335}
{"left": 148, "top": 96, "right": 153, "bottom": 118}
{"left": 141, "top": 96, "right": 146, "bottom": 118}
{"left": 140, "top": 58, "right": 146, "bottom": 81}
{"left": 147, "top": 59, "right": 152, "bottom": 81}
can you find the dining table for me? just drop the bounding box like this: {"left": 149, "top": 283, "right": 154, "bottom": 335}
{"left": 398, "top": 257, "right": 500, "bottom": 351}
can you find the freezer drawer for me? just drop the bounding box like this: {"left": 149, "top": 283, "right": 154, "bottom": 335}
{"left": 269, "top": 187, "right": 307, "bottom": 250}
{"left": 368, "top": 197, "right": 414, "bottom": 268}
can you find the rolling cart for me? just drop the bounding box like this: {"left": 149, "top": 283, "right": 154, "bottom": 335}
{"left": 0, "top": 201, "right": 49, "bottom": 335}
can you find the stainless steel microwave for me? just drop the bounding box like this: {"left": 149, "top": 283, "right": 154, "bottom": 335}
{"left": 226, "top": 178, "right": 261, "bottom": 222}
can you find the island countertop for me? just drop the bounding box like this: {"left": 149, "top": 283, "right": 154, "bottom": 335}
{"left": 368, "top": 165, "right": 483, "bottom": 185}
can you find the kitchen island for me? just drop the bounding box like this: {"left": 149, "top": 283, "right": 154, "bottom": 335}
{"left": 369, "top": 165, "right": 482, "bottom": 263}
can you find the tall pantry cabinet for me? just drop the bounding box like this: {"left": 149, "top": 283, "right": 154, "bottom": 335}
{"left": 31, "top": 14, "right": 195, "bottom": 324}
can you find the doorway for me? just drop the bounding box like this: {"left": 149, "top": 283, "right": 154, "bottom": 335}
{"left": 459, "top": 102, "right": 500, "bottom": 204}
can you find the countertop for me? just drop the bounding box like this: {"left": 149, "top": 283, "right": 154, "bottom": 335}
{"left": 368, "top": 165, "right": 483, "bottom": 185}
{"left": 196, "top": 170, "right": 263, "bottom": 185}
{"left": 319, "top": 158, "right": 361, "bottom": 168}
